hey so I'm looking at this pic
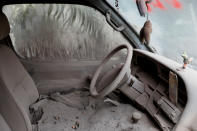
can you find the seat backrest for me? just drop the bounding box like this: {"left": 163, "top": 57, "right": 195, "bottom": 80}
{"left": 0, "top": 11, "right": 39, "bottom": 131}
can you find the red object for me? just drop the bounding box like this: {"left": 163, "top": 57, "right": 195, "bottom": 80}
{"left": 152, "top": 0, "right": 165, "bottom": 10}
{"left": 145, "top": 0, "right": 182, "bottom": 12}
{"left": 165, "top": 0, "right": 182, "bottom": 9}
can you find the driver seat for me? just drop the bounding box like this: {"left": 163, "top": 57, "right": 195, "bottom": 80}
{"left": 0, "top": 11, "right": 39, "bottom": 131}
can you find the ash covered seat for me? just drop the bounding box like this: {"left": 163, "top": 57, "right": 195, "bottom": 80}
{"left": 0, "top": 11, "right": 39, "bottom": 131}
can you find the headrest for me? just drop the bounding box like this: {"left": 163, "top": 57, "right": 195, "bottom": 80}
{"left": 0, "top": 11, "right": 10, "bottom": 40}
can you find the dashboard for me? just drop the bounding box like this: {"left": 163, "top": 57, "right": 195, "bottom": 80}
{"left": 128, "top": 49, "right": 197, "bottom": 130}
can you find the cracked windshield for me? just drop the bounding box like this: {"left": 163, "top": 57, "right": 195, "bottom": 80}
{"left": 107, "top": 0, "right": 197, "bottom": 70}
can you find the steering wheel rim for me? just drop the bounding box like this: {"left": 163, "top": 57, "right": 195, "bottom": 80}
{"left": 90, "top": 44, "right": 133, "bottom": 98}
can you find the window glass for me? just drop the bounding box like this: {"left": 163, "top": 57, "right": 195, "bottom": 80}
{"left": 107, "top": 0, "right": 197, "bottom": 69}
{"left": 3, "top": 4, "right": 129, "bottom": 60}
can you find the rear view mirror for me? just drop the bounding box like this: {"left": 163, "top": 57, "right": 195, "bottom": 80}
{"left": 136, "top": 0, "right": 152, "bottom": 17}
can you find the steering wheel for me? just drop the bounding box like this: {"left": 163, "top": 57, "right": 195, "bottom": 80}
{"left": 90, "top": 44, "right": 133, "bottom": 98}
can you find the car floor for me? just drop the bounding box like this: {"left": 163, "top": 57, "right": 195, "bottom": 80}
{"left": 21, "top": 60, "right": 159, "bottom": 131}
{"left": 37, "top": 90, "right": 159, "bottom": 131}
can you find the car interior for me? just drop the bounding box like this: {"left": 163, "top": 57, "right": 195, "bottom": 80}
{"left": 0, "top": 1, "right": 197, "bottom": 131}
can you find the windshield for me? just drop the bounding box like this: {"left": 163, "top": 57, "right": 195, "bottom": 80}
{"left": 107, "top": 0, "right": 197, "bottom": 70}
{"left": 3, "top": 4, "right": 129, "bottom": 61}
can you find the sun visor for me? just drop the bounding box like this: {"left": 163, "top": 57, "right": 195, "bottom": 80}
{"left": 0, "top": 11, "right": 10, "bottom": 40}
